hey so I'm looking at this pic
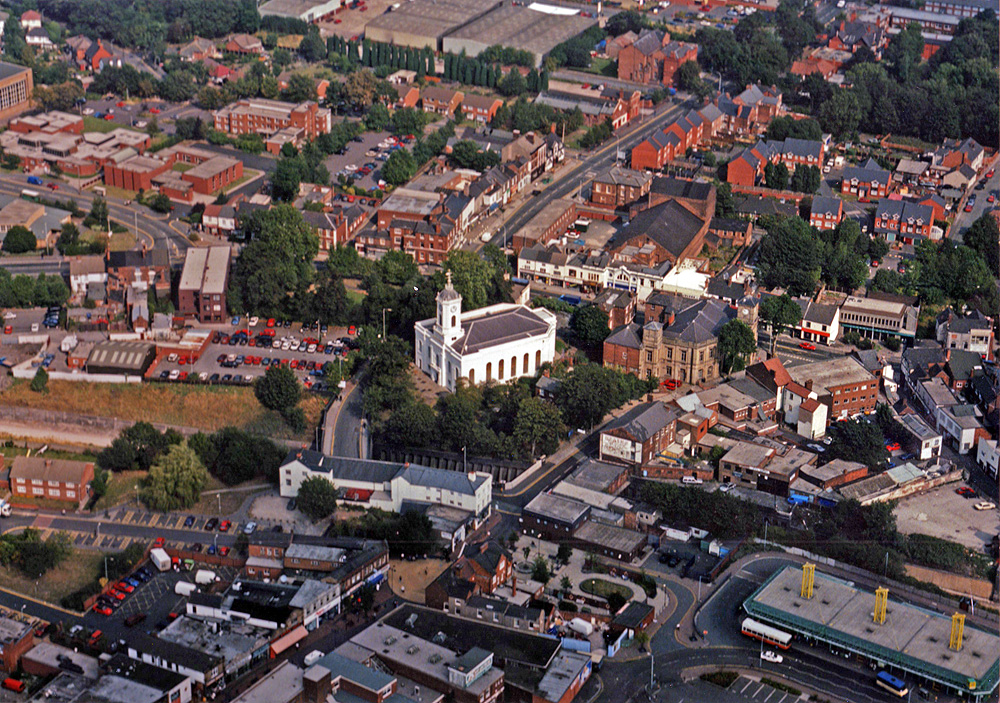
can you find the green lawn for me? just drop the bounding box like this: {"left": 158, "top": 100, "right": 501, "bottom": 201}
{"left": 82, "top": 116, "right": 141, "bottom": 134}
{"left": 579, "top": 578, "right": 633, "bottom": 601}
{"left": 582, "top": 57, "right": 617, "bottom": 77}
{"left": 346, "top": 289, "right": 365, "bottom": 305}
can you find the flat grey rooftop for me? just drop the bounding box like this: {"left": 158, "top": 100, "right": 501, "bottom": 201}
{"left": 746, "top": 566, "right": 999, "bottom": 690}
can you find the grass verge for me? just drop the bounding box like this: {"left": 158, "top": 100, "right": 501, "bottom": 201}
{"left": 579, "top": 577, "right": 633, "bottom": 601}
{"left": 761, "top": 678, "right": 801, "bottom": 696}
{"left": 0, "top": 379, "right": 325, "bottom": 437}
{"left": 93, "top": 470, "right": 146, "bottom": 512}
{"left": 0, "top": 549, "right": 103, "bottom": 605}
{"left": 700, "top": 671, "right": 739, "bottom": 688}
{"left": 83, "top": 227, "right": 135, "bottom": 252}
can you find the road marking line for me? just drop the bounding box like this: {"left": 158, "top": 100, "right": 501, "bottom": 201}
{"left": 740, "top": 680, "right": 753, "bottom": 693}
{"left": 752, "top": 684, "right": 764, "bottom": 697}
{"left": 764, "top": 689, "right": 775, "bottom": 702}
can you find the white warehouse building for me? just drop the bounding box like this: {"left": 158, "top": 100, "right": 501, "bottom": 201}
{"left": 280, "top": 450, "right": 493, "bottom": 523}
{"left": 415, "top": 272, "right": 557, "bottom": 392}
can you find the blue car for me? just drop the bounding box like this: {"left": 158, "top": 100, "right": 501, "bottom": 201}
{"left": 231, "top": 316, "right": 240, "bottom": 326}
{"left": 27, "top": 176, "right": 43, "bottom": 185}
{"left": 207, "top": 544, "right": 217, "bottom": 555}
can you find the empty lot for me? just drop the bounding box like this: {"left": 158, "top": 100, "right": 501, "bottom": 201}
{"left": 894, "top": 482, "right": 999, "bottom": 551}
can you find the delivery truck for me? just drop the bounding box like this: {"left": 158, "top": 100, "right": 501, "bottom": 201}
{"left": 150, "top": 548, "right": 171, "bottom": 572}
{"left": 194, "top": 569, "right": 216, "bottom": 585}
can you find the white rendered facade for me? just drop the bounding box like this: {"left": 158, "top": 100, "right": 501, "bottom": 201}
{"left": 415, "top": 273, "right": 557, "bottom": 392}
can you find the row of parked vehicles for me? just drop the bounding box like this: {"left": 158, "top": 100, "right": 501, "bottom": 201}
{"left": 92, "top": 564, "right": 157, "bottom": 616}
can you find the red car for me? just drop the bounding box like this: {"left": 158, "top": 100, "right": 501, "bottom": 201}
{"left": 152, "top": 537, "right": 165, "bottom": 548}
{"left": 348, "top": 325, "right": 357, "bottom": 335}
{"left": 986, "top": 169, "right": 995, "bottom": 178}
{"left": 103, "top": 114, "right": 114, "bottom": 121}
{"left": 149, "top": 107, "right": 161, "bottom": 114}
{"left": 988, "top": 194, "right": 995, "bottom": 203}
{"left": 660, "top": 379, "right": 680, "bottom": 390}
{"left": 219, "top": 545, "right": 230, "bottom": 556}
{"left": 116, "top": 582, "right": 135, "bottom": 593}
{"left": 956, "top": 486, "right": 976, "bottom": 497}
{"left": 46, "top": 182, "right": 59, "bottom": 190}
{"left": 267, "top": 318, "right": 276, "bottom": 328}
{"left": 116, "top": 101, "right": 125, "bottom": 108}
{"left": 885, "top": 442, "right": 901, "bottom": 452}
{"left": 965, "top": 203, "right": 974, "bottom": 212}
{"left": 93, "top": 605, "right": 113, "bottom": 616}
{"left": 799, "top": 342, "right": 817, "bottom": 351}
{"left": 107, "top": 590, "right": 126, "bottom": 601}
{"left": 219, "top": 520, "right": 231, "bottom": 532}
{"left": 334, "top": 17, "right": 342, "bottom": 23}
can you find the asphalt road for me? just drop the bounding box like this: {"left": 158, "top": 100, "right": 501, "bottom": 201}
{"left": 331, "top": 380, "right": 366, "bottom": 458}
{"left": 485, "top": 97, "right": 694, "bottom": 249}
{"left": 0, "top": 173, "right": 192, "bottom": 268}
{"left": 949, "top": 167, "right": 999, "bottom": 237}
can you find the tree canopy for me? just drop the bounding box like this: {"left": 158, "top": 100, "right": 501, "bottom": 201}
{"left": 570, "top": 305, "right": 611, "bottom": 349}
{"left": 140, "top": 443, "right": 209, "bottom": 511}
{"left": 717, "top": 319, "right": 757, "bottom": 373}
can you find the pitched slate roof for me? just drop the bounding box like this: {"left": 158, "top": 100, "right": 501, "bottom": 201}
{"left": 603, "top": 401, "right": 678, "bottom": 443}
{"left": 842, "top": 158, "right": 891, "bottom": 185}
{"left": 453, "top": 306, "right": 551, "bottom": 355}
{"left": 663, "top": 298, "right": 736, "bottom": 344}
{"left": 615, "top": 199, "right": 705, "bottom": 259}
{"left": 605, "top": 322, "right": 643, "bottom": 349}
{"left": 810, "top": 195, "right": 842, "bottom": 217}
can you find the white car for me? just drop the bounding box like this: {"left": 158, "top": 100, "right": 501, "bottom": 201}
{"left": 345, "top": 164, "right": 358, "bottom": 172}
{"left": 83, "top": 108, "right": 94, "bottom": 115}
{"left": 281, "top": 340, "right": 291, "bottom": 350}
{"left": 249, "top": 316, "right": 260, "bottom": 327}
{"left": 718, "top": 484, "right": 733, "bottom": 493}
{"left": 168, "top": 369, "right": 180, "bottom": 381}
{"left": 974, "top": 501, "right": 996, "bottom": 511}
{"left": 761, "top": 651, "right": 783, "bottom": 663}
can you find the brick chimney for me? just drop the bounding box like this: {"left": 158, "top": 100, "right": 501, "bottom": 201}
{"left": 804, "top": 379, "right": 813, "bottom": 391}
{"left": 512, "top": 574, "right": 517, "bottom": 596}
{"left": 666, "top": 312, "right": 675, "bottom": 327}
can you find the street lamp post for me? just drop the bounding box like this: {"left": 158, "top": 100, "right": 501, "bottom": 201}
{"left": 217, "top": 493, "right": 222, "bottom": 516}
{"left": 134, "top": 484, "right": 139, "bottom": 506}
{"left": 382, "top": 307, "right": 392, "bottom": 340}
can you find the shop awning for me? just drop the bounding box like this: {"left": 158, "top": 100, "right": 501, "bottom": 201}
{"left": 270, "top": 625, "right": 308, "bottom": 657}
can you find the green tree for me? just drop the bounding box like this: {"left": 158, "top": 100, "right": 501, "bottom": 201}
{"left": 140, "top": 444, "right": 209, "bottom": 511}
{"left": 299, "top": 31, "right": 327, "bottom": 62}
{"left": 569, "top": 304, "right": 610, "bottom": 348}
{"left": 556, "top": 364, "right": 625, "bottom": 429}
{"left": 379, "top": 401, "right": 437, "bottom": 448}
{"left": 298, "top": 475, "right": 340, "bottom": 520}
{"left": 764, "top": 161, "right": 789, "bottom": 190}
{"left": 254, "top": 365, "right": 301, "bottom": 414}
{"left": 381, "top": 148, "right": 417, "bottom": 186}
{"left": 819, "top": 89, "right": 861, "bottom": 140}
{"left": 344, "top": 68, "right": 379, "bottom": 108}
{"left": 271, "top": 156, "right": 304, "bottom": 201}
{"left": 756, "top": 216, "right": 821, "bottom": 295}
{"left": 717, "top": 319, "right": 757, "bottom": 373}
{"left": 2, "top": 226, "right": 36, "bottom": 254}
{"left": 282, "top": 73, "right": 316, "bottom": 103}
{"left": 826, "top": 417, "right": 888, "bottom": 470}
{"left": 32, "top": 81, "right": 85, "bottom": 111}
{"left": 498, "top": 69, "right": 527, "bottom": 97}
{"left": 531, "top": 555, "right": 551, "bottom": 583}
{"left": 557, "top": 543, "right": 573, "bottom": 562}
{"left": 364, "top": 102, "right": 391, "bottom": 131}
{"left": 309, "top": 268, "right": 352, "bottom": 325}
{"left": 606, "top": 590, "right": 627, "bottom": 614}
{"left": 90, "top": 466, "right": 109, "bottom": 501}
{"left": 149, "top": 193, "right": 172, "bottom": 213}
{"left": 229, "top": 205, "right": 319, "bottom": 316}
{"left": 29, "top": 367, "right": 48, "bottom": 393}
{"left": 963, "top": 214, "right": 999, "bottom": 276}
{"left": 759, "top": 293, "right": 801, "bottom": 354}
{"left": 377, "top": 250, "right": 419, "bottom": 285}
{"left": 884, "top": 22, "right": 924, "bottom": 81}
{"left": 513, "top": 396, "right": 566, "bottom": 458}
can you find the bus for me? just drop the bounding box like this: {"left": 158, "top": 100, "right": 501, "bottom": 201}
{"left": 741, "top": 618, "right": 792, "bottom": 649}
{"left": 20, "top": 189, "right": 40, "bottom": 201}
{"left": 875, "top": 671, "right": 908, "bottom": 698}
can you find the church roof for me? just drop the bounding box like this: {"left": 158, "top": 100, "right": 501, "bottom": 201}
{"left": 453, "top": 306, "right": 550, "bottom": 355}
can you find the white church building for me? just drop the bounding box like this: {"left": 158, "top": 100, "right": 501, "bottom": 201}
{"left": 415, "top": 273, "right": 557, "bottom": 392}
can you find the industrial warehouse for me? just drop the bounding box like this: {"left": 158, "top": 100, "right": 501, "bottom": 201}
{"left": 365, "top": 0, "right": 596, "bottom": 65}
{"left": 743, "top": 566, "right": 999, "bottom": 699}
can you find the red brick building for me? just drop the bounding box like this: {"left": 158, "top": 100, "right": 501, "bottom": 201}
{"left": 177, "top": 246, "right": 230, "bottom": 323}
{"left": 809, "top": 196, "right": 844, "bottom": 231}
{"left": 708, "top": 217, "right": 753, "bottom": 246}
{"left": 9, "top": 456, "right": 94, "bottom": 503}
{"left": 303, "top": 205, "right": 370, "bottom": 251}
{"left": 840, "top": 158, "right": 892, "bottom": 199}
{"left": 460, "top": 94, "right": 503, "bottom": 124}
{"left": 617, "top": 29, "right": 697, "bottom": 86}
{"left": 590, "top": 166, "right": 652, "bottom": 208}
{"left": 213, "top": 98, "right": 332, "bottom": 142}
{"left": 727, "top": 138, "right": 825, "bottom": 187}
{"left": 629, "top": 109, "right": 711, "bottom": 171}
{"left": 599, "top": 401, "right": 679, "bottom": 466}
{"left": 0, "top": 617, "right": 33, "bottom": 673}
{"left": 424, "top": 540, "right": 512, "bottom": 610}
{"left": 421, "top": 86, "right": 464, "bottom": 116}
{"left": 103, "top": 154, "right": 171, "bottom": 192}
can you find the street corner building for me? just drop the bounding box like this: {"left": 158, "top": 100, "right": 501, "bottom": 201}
{"left": 415, "top": 273, "right": 556, "bottom": 392}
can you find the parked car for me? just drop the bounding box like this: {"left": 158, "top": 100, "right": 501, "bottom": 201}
{"left": 204, "top": 517, "right": 219, "bottom": 530}
{"left": 799, "top": 342, "right": 816, "bottom": 351}
{"left": 974, "top": 501, "right": 996, "bottom": 511}
{"left": 956, "top": 486, "right": 976, "bottom": 497}
{"left": 219, "top": 520, "right": 231, "bottom": 532}
{"left": 243, "top": 521, "right": 257, "bottom": 534}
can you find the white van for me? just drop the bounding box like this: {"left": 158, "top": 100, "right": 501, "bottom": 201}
{"left": 304, "top": 651, "right": 324, "bottom": 667}
{"left": 682, "top": 476, "right": 704, "bottom": 485}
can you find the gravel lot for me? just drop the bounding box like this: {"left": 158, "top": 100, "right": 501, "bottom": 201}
{"left": 894, "top": 481, "right": 999, "bottom": 551}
